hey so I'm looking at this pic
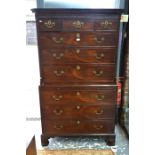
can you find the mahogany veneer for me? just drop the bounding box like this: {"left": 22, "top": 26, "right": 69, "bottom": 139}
{"left": 32, "top": 9, "right": 122, "bottom": 146}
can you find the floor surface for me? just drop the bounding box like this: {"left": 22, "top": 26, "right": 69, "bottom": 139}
{"left": 26, "top": 120, "right": 129, "bottom": 155}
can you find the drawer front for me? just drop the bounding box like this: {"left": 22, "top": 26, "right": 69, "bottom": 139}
{"left": 40, "top": 47, "right": 116, "bottom": 64}
{"left": 38, "top": 32, "right": 118, "bottom": 47}
{"left": 41, "top": 104, "right": 115, "bottom": 119}
{"left": 41, "top": 64, "right": 115, "bottom": 84}
{"left": 39, "top": 86, "right": 117, "bottom": 105}
{"left": 42, "top": 119, "right": 115, "bottom": 134}
{"left": 37, "top": 19, "right": 62, "bottom": 31}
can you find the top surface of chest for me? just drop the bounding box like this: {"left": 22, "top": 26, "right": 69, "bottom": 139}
{"left": 32, "top": 9, "right": 123, "bottom": 19}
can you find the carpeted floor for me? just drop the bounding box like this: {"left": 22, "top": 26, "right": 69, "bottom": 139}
{"left": 37, "top": 149, "right": 115, "bottom": 155}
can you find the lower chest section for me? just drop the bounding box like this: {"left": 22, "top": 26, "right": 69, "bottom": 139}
{"left": 39, "top": 85, "right": 116, "bottom": 134}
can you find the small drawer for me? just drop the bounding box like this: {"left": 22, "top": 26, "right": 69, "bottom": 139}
{"left": 63, "top": 19, "right": 94, "bottom": 31}
{"left": 40, "top": 47, "right": 116, "bottom": 64}
{"left": 37, "top": 19, "right": 62, "bottom": 31}
{"left": 41, "top": 104, "right": 115, "bottom": 119}
{"left": 39, "top": 86, "right": 117, "bottom": 105}
{"left": 42, "top": 119, "right": 115, "bottom": 135}
{"left": 41, "top": 64, "right": 116, "bottom": 84}
{"left": 94, "top": 19, "right": 119, "bottom": 31}
{"left": 38, "top": 32, "right": 118, "bottom": 47}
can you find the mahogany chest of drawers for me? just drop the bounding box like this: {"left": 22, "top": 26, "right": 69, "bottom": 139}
{"left": 32, "top": 9, "right": 122, "bottom": 146}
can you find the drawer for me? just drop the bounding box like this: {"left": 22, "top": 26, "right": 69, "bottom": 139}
{"left": 94, "top": 19, "right": 119, "bottom": 31}
{"left": 38, "top": 32, "right": 118, "bottom": 47}
{"left": 37, "top": 19, "right": 62, "bottom": 31}
{"left": 39, "top": 86, "right": 117, "bottom": 105}
{"left": 40, "top": 47, "right": 116, "bottom": 64}
{"left": 42, "top": 119, "right": 115, "bottom": 134}
{"left": 41, "top": 64, "right": 115, "bottom": 84}
{"left": 63, "top": 19, "right": 93, "bottom": 31}
{"left": 41, "top": 104, "right": 115, "bottom": 119}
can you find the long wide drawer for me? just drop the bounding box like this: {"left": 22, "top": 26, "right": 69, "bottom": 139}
{"left": 41, "top": 104, "right": 115, "bottom": 119}
{"left": 39, "top": 86, "right": 117, "bottom": 105}
{"left": 41, "top": 64, "right": 116, "bottom": 84}
{"left": 42, "top": 119, "right": 115, "bottom": 134}
{"left": 40, "top": 47, "right": 116, "bottom": 64}
{"left": 38, "top": 32, "right": 118, "bottom": 47}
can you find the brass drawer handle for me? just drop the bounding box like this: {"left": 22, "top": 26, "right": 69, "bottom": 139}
{"left": 95, "top": 109, "right": 104, "bottom": 115}
{"left": 93, "top": 70, "right": 103, "bottom": 76}
{"left": 95, "top": 53, "right": 104, "bottom": 60}
{"left": 94, "top": 37, "right": 104, "bottom": 43}
{"left": 101, "top": 20, "right": 112, "bottom": 27}
{"left": 52, "top": 95, "right": 63, "bottom": 101}
{"left": 95, "top": 95, "right": 105, "bottom": 101}
{"left": 54, "top": 125, "right": 63, "bottom": 130}
{"left": 73, "top": 20, "right": 84, "bottom": 29}
{"left": 44, "top": 20, "right": 56, "bottom": 29}
{"left": 52, "top": 37, "right": 64, "bottom": 44}
{"left": 52, "top": 53, "right": 64, "bottom": 59}
{"left": 53, "top": 109, "right": 63, "bottom": 115}
{"left": 93, "top": 125, "right": 103, "bottom": 130}
{"left": 54, "top": 70, "right": 64, "bottom": 76}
